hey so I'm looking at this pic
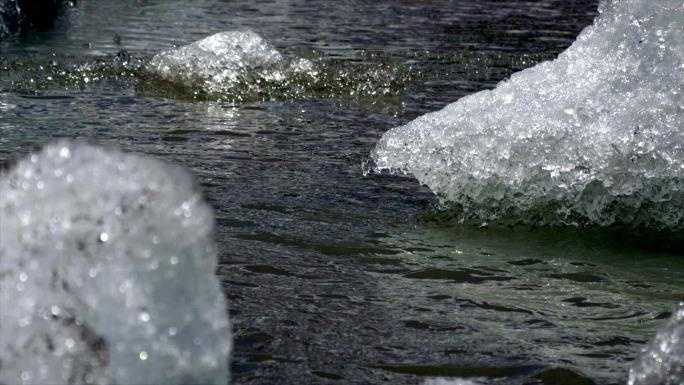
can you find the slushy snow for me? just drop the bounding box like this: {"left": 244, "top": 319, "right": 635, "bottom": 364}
{"left": 0, "top": 142, "right": 231, "bottom": 385}
{"left": 371, "top": 0, "right": 684, "bottom": 231}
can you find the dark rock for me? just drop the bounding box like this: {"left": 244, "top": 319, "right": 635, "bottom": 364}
{"left": 0, "top": 0, "right": 20, "bottom": 38}
{"left": 0, "top": 0, "right": 65, "bottom": 39}
{"left": 17, "top": 0, "right": 63, "bottom": 28}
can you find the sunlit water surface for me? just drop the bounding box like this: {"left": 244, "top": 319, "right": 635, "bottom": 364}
{"left": 1, "top": 1, "right": 682, "bottom": 384}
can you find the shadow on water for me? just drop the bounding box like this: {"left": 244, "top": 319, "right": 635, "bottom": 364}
{"left": 418, "top": 203, "right": 684, "bottom": 254}
{"left": 342, "top": 223, "right": 683, "bottom": 384}
{"left": 224, "top": 216, "right": 683, "bottom": 384}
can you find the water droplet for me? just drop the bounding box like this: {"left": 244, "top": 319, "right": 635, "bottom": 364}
{"left": 139, "top": 312, "right": 150, "bottom": 322}
{"left": 59, "top": 147, "right": 71, "bottom": 159}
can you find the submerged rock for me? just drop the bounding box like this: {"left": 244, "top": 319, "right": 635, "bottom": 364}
{"left": 146, "top": 30, "right": 317, "bottom": 99}
{"left": 371, "top": 0, "right": 684, "bottom": 231}
{"left": 629, "top": 304, "right": 684, "bottom": 385}
{"left": 0, "top": 142, "right": 231, "bottom": 385}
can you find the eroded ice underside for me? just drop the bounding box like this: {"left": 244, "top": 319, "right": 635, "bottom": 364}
{"left": 147, "top": 30, "right": 316, "bottom": 97}
{"left": 0, "top": 142, "right": 231, "bottom": 385}
{"left": 371, "top": 0, "right": 684, "bottom": 230}
{"left": 629, "top": 304, "right": 683, "bottom": 385}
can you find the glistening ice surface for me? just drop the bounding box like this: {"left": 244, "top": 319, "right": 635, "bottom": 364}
{"left": 629, "top": 304, "right": 683, "bottom": 385}
{"left": 146, "top": 30, "right": 317, "bottom": 100}
{"left": 0, "top": 141, "right": 231, "bottom": 385}
{"left": 371, "top": 0, "right": 684, "bottom": 231}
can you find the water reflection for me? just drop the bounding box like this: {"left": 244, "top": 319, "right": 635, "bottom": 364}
{"left": 368, "top": 225, "right": 684, "bottom": 383}
{"left": 4, "top": 0, "right": 664, "bottom": 384}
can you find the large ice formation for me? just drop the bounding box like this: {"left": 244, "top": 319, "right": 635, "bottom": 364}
{"left": 0, "top": 142, "right": 231, "bottom": 385}
{"left": 371, "top": 0, "right": 684, "bottom": 230}
{"left": 147, "top": 30, "right": 316, "bottom": 97}
{"left": 629, "top": 304, "right": 684, "bottom": 385}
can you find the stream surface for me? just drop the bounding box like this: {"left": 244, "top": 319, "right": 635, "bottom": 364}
{"left": 1, "top": 1, "right": 683, "bottom": 384}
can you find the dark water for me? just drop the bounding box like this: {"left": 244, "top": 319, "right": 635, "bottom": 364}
{"left": 1, "top": 1, "right": 683, "bottom": 384}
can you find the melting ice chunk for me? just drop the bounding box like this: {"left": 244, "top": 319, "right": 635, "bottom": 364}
{"left": 147, "top": 29, "right": 317, "bottom": 97}
{"left": 0, "top": 142, "right": 231, "bottom": 385}
{"left": 629, "top": 304, "right": 684, "bottom": 385}
{"left": 371, "top": 0, "right": 684, "bottom": 231}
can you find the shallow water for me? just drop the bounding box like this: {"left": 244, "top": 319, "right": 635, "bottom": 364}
{"left": 1, "top": 0, "right": 682, "bottom": 384}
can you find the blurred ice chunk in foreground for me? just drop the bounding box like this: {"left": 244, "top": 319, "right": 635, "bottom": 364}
{"left": 629, "top": 304, "right": 683, "bottom": 385}
{"left": 0, "top": 141, "right": 231, "bottom": 385}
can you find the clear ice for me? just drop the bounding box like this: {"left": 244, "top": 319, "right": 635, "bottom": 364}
{"left": 629, "top": 304, "right": 683, "bottom": 385}
{"left": 371, "top": 0, "right": 684, "bottom": 231}
{"left": 0, "top": 142, "right": 231, "bottom": 385}
{"left": 147, "top": 30, "right": 316, "bottom": 97}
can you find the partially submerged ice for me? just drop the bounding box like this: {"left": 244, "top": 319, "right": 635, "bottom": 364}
{"left": 371, "top": 0, "right": 684, "bottom": 231}
{"left": 629, "top": 304, "right": 683, "bottom": 385}
{"left": 0, "top": 142, "right": 231, "bottom": 385}
{"left": 147, "top": 29, "right": 316, "bottom": 98}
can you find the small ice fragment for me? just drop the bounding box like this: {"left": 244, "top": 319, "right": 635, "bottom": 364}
{"left": 628, "top": 304, "right": 684, "bottom": 385}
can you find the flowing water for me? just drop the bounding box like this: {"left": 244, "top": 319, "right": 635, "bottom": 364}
{"left": 1, "top": 1, "right": 682, "bottom": 384}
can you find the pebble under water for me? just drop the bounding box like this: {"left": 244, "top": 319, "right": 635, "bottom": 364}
{"left": 1, "top": 1, "right": 683, "bottom": 384}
